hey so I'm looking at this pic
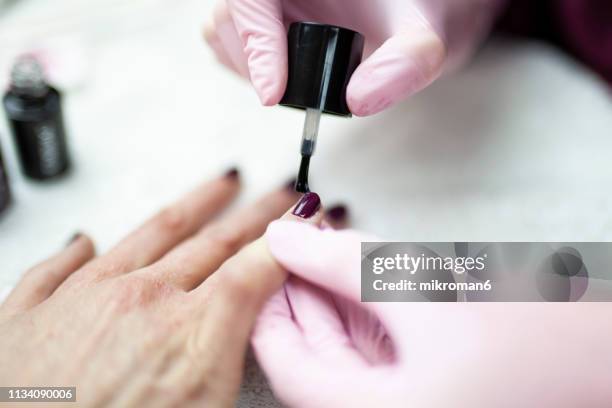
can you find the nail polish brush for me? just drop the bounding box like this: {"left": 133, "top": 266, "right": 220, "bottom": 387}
{"left": 279, "top": 22, "right": 364, "bottom": 193}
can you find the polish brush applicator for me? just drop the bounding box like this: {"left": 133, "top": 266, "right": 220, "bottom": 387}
{"left": 279, "top": 22, "right": 364, "bottom": 193}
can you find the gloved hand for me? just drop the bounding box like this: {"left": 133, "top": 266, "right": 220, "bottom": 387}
{"left": 204, "top": 0, "right": 507, "bottom": 116}
{"left": 252, "top": 220, "right": 612, "bottom": 407}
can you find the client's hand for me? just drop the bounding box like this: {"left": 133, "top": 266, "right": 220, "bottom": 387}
{"left": 0, "top": 171, "right": 323, "bottom": 407}
{"left": 253, "top": 221, "right": 612, "bottom": 408}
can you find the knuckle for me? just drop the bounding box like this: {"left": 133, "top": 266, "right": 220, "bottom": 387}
{"left": 205, "top": 224, "right": 245, "bottom": 254}
{"left": 77, "top": 258, "right": 127, "bottom": 282}
{"left": 108, "top": 276, "right": 170, "bottom": 312}
{"left": 154, "top": 206, "right": 189, "bottom": 235}
{"left": 56, "top": 271, "right": 88, "bottom": 292}
{"left": 19, "top": 266, "right": 54, "bottom": 295}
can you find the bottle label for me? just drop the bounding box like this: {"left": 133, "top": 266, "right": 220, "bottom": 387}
{"left": 34, "top": 122, "right": 63, "bottom": 176}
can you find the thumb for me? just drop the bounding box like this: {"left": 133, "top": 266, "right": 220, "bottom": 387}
{"left": 265, "top": 221, "right": 378, "bottom": 304}
{"left": 227, "top": 0, "right": 287, "bottom": 105}
{"left": 347, "top": 24, "right": 446, "bottom": 116}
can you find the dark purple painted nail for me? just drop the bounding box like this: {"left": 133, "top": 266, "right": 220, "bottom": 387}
{"left": 66, "top": 232, "right": 82, "bottom": 247}
{"left": 327, "top": 204, "right": 348, "bottom": 221}
{"left": 225, "top": 167, "right": 240, "bottom": 180}
{"left": 292, "top": 192, "right": 321, "bottom": 219}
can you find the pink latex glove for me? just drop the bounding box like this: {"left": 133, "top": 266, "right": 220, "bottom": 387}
{"left": 204, "top": 0, "right": 507, "bottom": 116}
{"left": 253, "top": 221, "right": 612, "bottom": 407}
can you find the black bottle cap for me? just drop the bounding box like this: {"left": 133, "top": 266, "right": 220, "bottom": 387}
{"left": 280, "top": 22, "right": 364, "bottom": 117}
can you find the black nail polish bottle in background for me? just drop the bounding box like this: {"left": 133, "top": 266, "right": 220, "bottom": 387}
{"left": 0, "top": 140, "right": 11, "bottom": 215}
{"left": 2, "top": 56, "right": 71, "bottom": 180}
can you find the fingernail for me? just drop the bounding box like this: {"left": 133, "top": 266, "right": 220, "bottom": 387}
{"left": 292, "top": 192, "right": 321, "bottom": 219}
{"left": 284, "top": 177, "right": 297, "bottom": 191}
{"left": 224, "top": 167, "right": 240, "bottom": 180}
{"left": 66, "top": 232, "right": 82, "bottom": 247}
{"left": 326, "top": 204, "right": 348, "bottom": 221}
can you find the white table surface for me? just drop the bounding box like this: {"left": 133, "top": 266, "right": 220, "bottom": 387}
{"left": 1, "top": 0, "right": 611, "bottom": 298}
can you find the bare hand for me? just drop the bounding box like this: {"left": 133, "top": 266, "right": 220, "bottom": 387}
{"left": 0, "top": 171, "right": 322, "bottom": 407}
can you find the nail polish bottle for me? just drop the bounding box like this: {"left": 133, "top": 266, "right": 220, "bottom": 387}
{"left": 0, "top": 140, "right": 11, "bottom": 215}
{"left": 2, "top": 56, "right": 71, "bottom": 180}
{"left": 279, "top": 22, "right": 364, "bottom": 192}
